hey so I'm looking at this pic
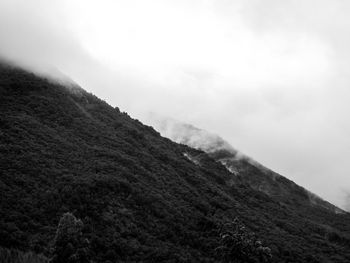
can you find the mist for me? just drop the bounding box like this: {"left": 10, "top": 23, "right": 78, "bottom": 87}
{"left": 1, "top": 0, "right": 350, "bottom": 210}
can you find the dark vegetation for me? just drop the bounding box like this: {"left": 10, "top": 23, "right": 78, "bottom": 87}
{"left": 216, "top": 218, "right": 272, "bottom": 263}
{"left": 50, "top": 212, "right": 91, "bottom": 263}
{"left": 1, "top": 63, "right": 350, "bottom": 262}
{"left": 0, "top": 246, "right": 48, "bottom": 263}
{"left": 208, "top": 149, "right": 342, "bottom": 214}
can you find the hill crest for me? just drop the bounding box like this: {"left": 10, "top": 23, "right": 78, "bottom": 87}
{"left": 1, "top": 63, "right": 350, "bottom": 262}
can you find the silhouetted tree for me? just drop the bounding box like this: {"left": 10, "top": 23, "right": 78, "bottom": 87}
{"left": 50, "top": 213, "right": 90, "bottom": 263}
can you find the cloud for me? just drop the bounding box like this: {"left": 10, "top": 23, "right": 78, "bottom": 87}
{"left": 0, "top": 0, "right": 349, "bottom": 210}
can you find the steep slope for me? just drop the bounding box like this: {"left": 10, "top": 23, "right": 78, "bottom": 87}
{"left": 149, "top": 117, "right": 344, "bottom": 214}
{"left": 1, "top": 63, "right": 350, "bottom": 262}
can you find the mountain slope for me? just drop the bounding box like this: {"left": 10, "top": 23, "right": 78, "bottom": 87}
{"left": 1, "top": 63, "right": 350, "bottom": 262}
{"left": 148, "top": 117, "right": 344, "bottom": 214}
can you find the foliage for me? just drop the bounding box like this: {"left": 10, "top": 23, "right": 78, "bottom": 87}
{"left": 0, "top": 62, "right": 350, "bottom": 262}
{"left": 50, "top": 213, "right": 90, "bottom": 263}
{"left": 216, "top": 218, "right": 272, "bottom": 263}
{"left": 0, "top": 247, "right": 48, "bottom": 263}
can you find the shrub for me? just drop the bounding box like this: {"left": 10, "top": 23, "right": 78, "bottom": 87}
{"left": 216, "top": 218, "right": 272, "bottom": 263}
{"left": 50, "top": 213, "right": 90, "bottom": 263}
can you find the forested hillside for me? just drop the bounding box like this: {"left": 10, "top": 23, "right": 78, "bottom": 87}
{"left": 149, "top": 118, "right": 344, "bottom": 214}
{"left": 1, "top": 63, "right": 350, "bottom": 262}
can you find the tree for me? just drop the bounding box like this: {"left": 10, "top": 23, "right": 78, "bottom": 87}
{"left": 50, "top": 213, "right": 90, "bottom": 263}
{"left": 216, "top": 218, "right": 272, "bottom": 263}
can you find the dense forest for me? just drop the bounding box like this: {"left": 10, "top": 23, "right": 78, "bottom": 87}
{"left": 151, "top": 117, "right": 343, "bottom": 214}
{"left": 1, "top": 63, "right": 350, "bottom": 262}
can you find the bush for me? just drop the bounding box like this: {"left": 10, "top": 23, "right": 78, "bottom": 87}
{"left": 216, "top": 218, "right": 272, "bottom": 263}
{"left": 50, "top": 213, "right": 90, "bottom": 263}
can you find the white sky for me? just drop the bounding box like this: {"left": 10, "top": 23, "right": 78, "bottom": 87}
{"left": 1, "top": 0, "right": 350, "bottom": 210}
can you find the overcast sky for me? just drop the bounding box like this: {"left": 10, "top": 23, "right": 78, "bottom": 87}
{"left": 1, "top": 0, "right": 350, "bottom": 210}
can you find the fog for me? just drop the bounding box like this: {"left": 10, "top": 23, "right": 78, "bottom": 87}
{"left": 1, "top": 0, "right": 350, "bottom": 210}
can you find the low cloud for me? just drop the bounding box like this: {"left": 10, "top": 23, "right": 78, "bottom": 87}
{"left": 147, "top": 113, "right": 238, "bottom": 154}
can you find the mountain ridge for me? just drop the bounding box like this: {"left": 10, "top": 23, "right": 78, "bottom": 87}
{"left": 1, "top": 62, "right": 350, "bottom": 262}
{"left": 147, "top": 115, "right": 345, "bottom": 214}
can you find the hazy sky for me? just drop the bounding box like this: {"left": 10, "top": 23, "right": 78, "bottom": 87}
{"left": 1, "top": 0, "right": 350, "bottom": 210}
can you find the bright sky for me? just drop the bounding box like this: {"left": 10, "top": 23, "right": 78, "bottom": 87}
{"left": 1, "top": 0, "right": 350, "bottom": 210}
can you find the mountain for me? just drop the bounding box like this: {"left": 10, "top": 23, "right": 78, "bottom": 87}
{"left": 1, "top": 63, "right": 350, "bottom": 262}
{"left": 148, "top": 116, "right": 344, "bottom": 214}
